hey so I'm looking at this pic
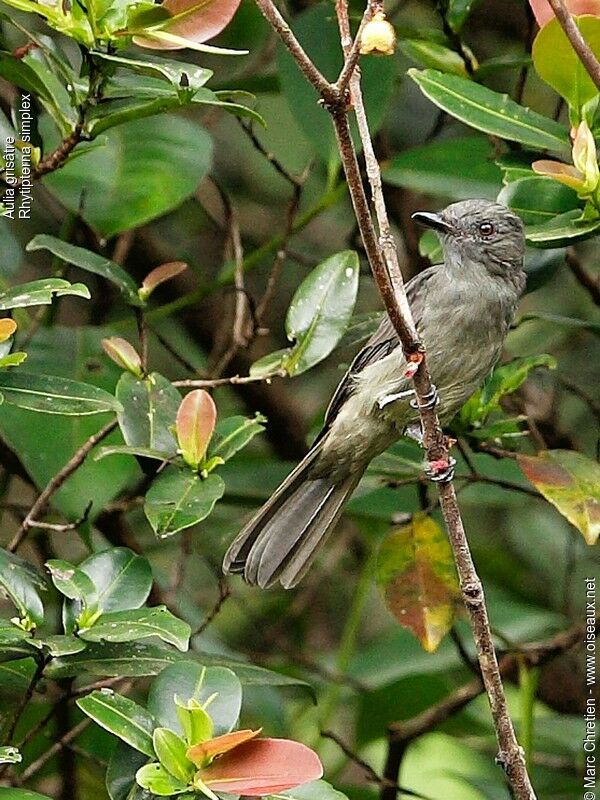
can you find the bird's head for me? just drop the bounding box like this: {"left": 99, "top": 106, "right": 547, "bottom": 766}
{"left": 412, "top": 199, "right": 525, "bottom": 277}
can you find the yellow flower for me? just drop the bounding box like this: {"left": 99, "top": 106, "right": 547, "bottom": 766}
{"left": 359, "top": 12, "right": 396, "bottom": 56}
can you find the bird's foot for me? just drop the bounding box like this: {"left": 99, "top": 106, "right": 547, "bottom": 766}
{"left": 377, "top": 389, "right": 414, "bottom": 409}
{"left": 425, "top": 456, "right": 457, "bottom": 483}
{"left": 410, "top": 384, "right": 439, "bottom": 411}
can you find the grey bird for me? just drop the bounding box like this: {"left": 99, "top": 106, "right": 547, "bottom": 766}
{"left": 223, "top": 199, "right": 526, "bottom": 589}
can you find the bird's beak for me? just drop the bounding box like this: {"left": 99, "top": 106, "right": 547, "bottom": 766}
{"left": 411, "top": 211, "right": 454, "bottom": 234}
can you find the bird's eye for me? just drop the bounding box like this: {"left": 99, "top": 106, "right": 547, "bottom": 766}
{"left": 478, "top": 221, "right": 495, "bottom": 237}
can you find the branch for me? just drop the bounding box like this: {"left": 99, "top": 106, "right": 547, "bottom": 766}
{"left": 258, "top": 0, "right": 536, "bottom": 795}
{"left": 7, "top": 419, "right": 117, "bottom": 553}
{"left": 335, "top": 4, "right": 374, "bottom": 94}
{"left": 565, "top": 248, "right": 600, "bottom": 306}
{"left": 321, "top": 730, "right": 432, "bottom": 800}
{"left": 18, "top": 718, "right": 90, "bottom": 783}
{"left": 334, "top": 2, "right": 536, "bottom": 796}
{"left": 545, "top": 0, "right": 600, "bottom": 92}
{"left": 382, "top": 619, "right": 589, "bottom": 799}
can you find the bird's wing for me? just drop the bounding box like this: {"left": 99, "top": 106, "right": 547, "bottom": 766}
{"left": 322, "top": 265, "right": 437, "bottom": 429}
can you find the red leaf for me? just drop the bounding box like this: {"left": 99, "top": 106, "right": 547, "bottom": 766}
{"left": 199, "top": 738, "right": 323, "bottom": 796}
{"left": 176, "top": 389, "right": 217, "bottom": 470}
{"left": 187, "top": 729, "right": 261, "bottom": 767}
{"left": 101, "top": 337, "right": 143, "bottom": 377}
{"left": 140, "top": 261, "right": 188, "bottom": 300}
{"left": 134, "top": 0, "right": 242, "bottom": 50}
{"left": 529, "top": 0, "right": 600, "bottom": 27}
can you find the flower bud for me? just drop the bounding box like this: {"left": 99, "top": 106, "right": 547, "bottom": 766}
{"left": 359, "top": 12, "right": 396, "bottom": 56}
{"left": 572, "top": 121, "right": 600, "bottom": 194}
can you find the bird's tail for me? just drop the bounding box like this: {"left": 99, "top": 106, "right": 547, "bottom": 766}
{"left": 223, "top": 446, "right": 363, "bottom": 589}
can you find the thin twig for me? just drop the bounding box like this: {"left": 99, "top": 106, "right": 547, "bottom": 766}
{"left": 565, "top": 248, "right": 600, "bottom": 306}
{"left": 258, "top": 0, "right": 535, "bottom": 795}
{"left": 559, "top": 376, "right": 600, "bottom": 422}
{"left": 18, "top": 719, "right": 90, "bottom": 782}
{"left": 545, "top": 0, "right": 600, "bottom": 92}
{"left": 321, "top": 730, "right": 431, "bottom": 800}
{"left": 238, "top": 119, "right": 304, "bottom": 189}
{"left": 382, "top": 619, "right": 589, "bottom": 799}
{"left": 7, "top": 419, "right": 117, "bottom": 553}
{"left": 193, "top": 579, "right": 232, "bottom": 636}
{"left": 335, "top": 4, "right": 374, "bottom": 94}
{"left": 173, "top": 372, "right": 284, "bottom": 388}
{"left": 24, "top": 501, "right": 92, "bottom": 533}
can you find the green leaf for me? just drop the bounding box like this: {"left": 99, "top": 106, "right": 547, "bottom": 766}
{"left": 0, "top": 791, "right": 54, "bottom": 800}
{"left": 45, "top": 641, "right": 182, "bottom": 679}
{"left": 533, "top": 16, "right": 600, "bottom": 113}
{"left": 249, "top": 348, "right": 290, "bottom": 378}
{"left": 95, "top": 445, "right": 174, "bottom": 461}
{"left": 153, "top": 728, "right": 194, "bottom": 782}
{"left": 523, "top": 247, "right": 566, "bottom": 292}
{"left": 0, "top": 353, "right": 27, "bottom": 368}
{"left": 0, "top": 327, "right": 140, "bottom": 521}
{"left": 144, "top": 467, "right": 225, "bottom": 537}
{"left": 525, "top": 209, "right": 600, "bottom": 247}
{"left": 77, "top": 690, "right": 156, "bottom": 756}
{"left": 0, "top": 371, "right": 121, "bottom": 416}
{"left": 208, "top": 414, "right": 266, "bottom": 462}
{"left": 384, "top": 136, "right": 501, "bottom": 200}
{"left": 175, "top": 697, "right": 213, "bottom": 746}
{"left": 277, "top": 2, "right": 395, "bottom": 163}
{"left": 78, "top": 548, "right": 153, "bottom": 614}
{"left": 0, "top": 279, "right": 90, "bottom": 310}
{"left": 518, "top": 450, "right": 600, "bottom": 545}
{"left": 35, "top": 634, "right": 87, "bottom": 657}
{"left": 446, "top": 0, "right": 481, "bottom": 32}
{"left": 459, "top": 355, "right": 556, "bottom": 426}
{"left": 0, "top": 746, "right": 22, "bottom": 764}
{"left": 116, "top": 372, "right": 180, "bottom": 456}
{"left": 267, "top": 781, "right": 349, "bottom": 800}
{"left": 44, "top": 116, "right": 213, "bottom": 237}
{"left": 409, "top": 68, "right": 569, "bottom": 150}
{"left": 92, "top": 51, "right": 213, "bottom": 92}
{"left": 284, "top": 250, "right": 359, "bottom": 376}
{"left": 46, "top": 559, "right": 97, "bottom": 603}
{"left": 497, "top": 176, "right": 581, "bottom": 225}
{"left": 0, "top": 623, "right": 37, "bottom": 662}
{"left": 79, "top": 607, "right": 191, "bottom": 652}
{"left": 135, "top": 762, "right": 188, "bottom": 796}
{"left": 0, "top": 548, "right": 47, "bottom": 626}
{"left": 377, "top": 514, "right": 461, "bottom": 652}
{"left": 400, "top": 39, "right": 468, "bottom": 76}
{"left": 147, "top": 662, "right": 242, "bottom": 738}
{"left": 26, "top": 236, "right": 141, "bottom": 305}
{"left": 107, "top": 741, "right": 149, "bottom": 800}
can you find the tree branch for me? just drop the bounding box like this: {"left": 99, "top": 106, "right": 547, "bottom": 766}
{"left": 565, "top": 248, "right": 600, "bottom": 306}
{"left": 7, "top": 419, "right": 117, "bottom": 553}
{"left": 256, "top": 0, "right": 536, "bottom": 796}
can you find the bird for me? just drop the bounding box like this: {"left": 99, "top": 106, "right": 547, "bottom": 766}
{"left": 223, "top": 199, "right": 526, "bottom": 590}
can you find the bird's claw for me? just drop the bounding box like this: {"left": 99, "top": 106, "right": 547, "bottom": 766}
{"left": 425, "top": 456, "right": 456, "bottom": 483}
{"left": 410, "top": 384, "right": 439, "bottom": 411}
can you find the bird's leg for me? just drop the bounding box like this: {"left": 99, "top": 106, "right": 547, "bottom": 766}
{"left": 425, "top": 435, "right": 458, "bottom": 483}
{"left": 409, "top": 383, "right": 439, "bottom": 411}
{"left": 405, "top": 423, "right": 457, "bottom": 483}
